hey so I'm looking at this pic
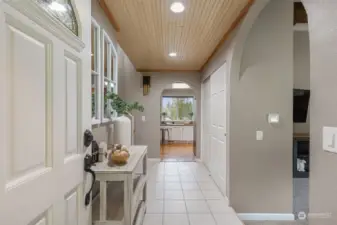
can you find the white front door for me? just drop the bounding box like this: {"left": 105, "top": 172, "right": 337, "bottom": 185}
{"left": 0, "top": 1, "right": 91, "bottom": 225}
{"left": 210, "top": 63, "right": 227, "bottom": 195}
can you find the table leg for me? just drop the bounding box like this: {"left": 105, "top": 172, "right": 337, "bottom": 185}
{"left": 161, "top": 129, "right": 164, "bottom": 145}
{"left": 124, "top": 174, "right": 133, "bottom": 225}
{"left": 99, "top": 181, "right": 107, "bottom": 221}
{"left": 143, "top": 153, "right": 148, "bottom": 202}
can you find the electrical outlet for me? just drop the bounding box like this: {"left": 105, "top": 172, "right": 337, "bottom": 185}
{"left": 256, "top": 130, "right": 263, "bottom": 141}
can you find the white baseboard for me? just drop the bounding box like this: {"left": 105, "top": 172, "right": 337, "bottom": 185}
{"left": 237, "top": 213, "right": 295, "bottom": 221}
{"left": 147, "top": 158, "right": 160, "bottom": 163}
{"left": 308, "top": 212, "right": 332, "bottom": 219}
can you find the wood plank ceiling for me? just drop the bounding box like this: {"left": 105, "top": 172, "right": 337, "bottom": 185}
{"left": 103, "top": 0, "right": 252, "bottom": 72}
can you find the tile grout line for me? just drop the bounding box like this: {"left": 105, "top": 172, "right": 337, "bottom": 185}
{"left": 181, "top": 166, "right": 192, "bottom": 225}
{"left": 196, "top": 166, "right": 220, "bottom": 225}
{"left": 162, "top": 173, "right": 165, "bottom": 225}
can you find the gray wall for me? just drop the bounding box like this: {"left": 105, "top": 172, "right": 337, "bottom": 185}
{"left": 202, "top": 0, "right": 337, "bottom": 220}
{"left": 162, "top": 88, "right": 195, "bottom": 97}
{"left": 294, "top": 31, "right": 310, "bottom": 134}
{"left": 203, "top": 0, "right": 294, "bottom": 214}
{"left": 302, "top": 0, "right": 337, "bottom": 222}
{"left": 122, "top": 72, "right": 201, "bottom": 158}
{"left": 230, "top": 0, "right": 294, "bottom": 213}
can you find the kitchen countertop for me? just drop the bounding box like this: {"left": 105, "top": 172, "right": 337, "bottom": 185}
{"left": 160, "top": 124, "right": 194, "bottom": 127}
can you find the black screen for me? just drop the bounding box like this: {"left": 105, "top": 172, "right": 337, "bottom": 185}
{"left": 293, "top": 89, "right": 310, "bottom": 123}
{"left": 297, "top": 140, "right": 309, "bottom": 155}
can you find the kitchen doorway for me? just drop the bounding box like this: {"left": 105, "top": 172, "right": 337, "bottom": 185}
{"left": 160, "top": 83, "right": 196, "bottom": 161}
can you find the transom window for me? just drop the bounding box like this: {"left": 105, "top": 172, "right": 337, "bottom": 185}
{"left": 91, "top": 18, "right": 118, "bottom": 124}
{"left": 34, "top": 0, "right": 79, "bottom": 35}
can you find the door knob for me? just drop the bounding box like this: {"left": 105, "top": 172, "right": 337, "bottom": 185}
{"left": 84, "top": 129, "right": 94, "bottom": 147}
{"left": 84, "top": 154, "right": 96, "bottom": 206}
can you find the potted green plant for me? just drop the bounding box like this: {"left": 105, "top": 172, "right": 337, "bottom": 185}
{"left": 106, "top": 92, "right": 144, "bottom": 146}
{"left": 161, "top": 112, "right": 167, "bottom": 121}
{"left": 106, "top": 92, "right": 144, "bottom": 116}
{"left": 92, "top": 92, "right": 95, "bottom": 118}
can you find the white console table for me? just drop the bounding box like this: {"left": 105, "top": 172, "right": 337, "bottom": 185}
{"left": 92, "top": 145, "right": 148, "bottom": 225}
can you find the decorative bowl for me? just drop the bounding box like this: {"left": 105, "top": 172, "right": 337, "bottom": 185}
{"left": 109, "top": 149, "right": 130, "bottom": 165}
{"left": 111, "top": 154, "right": 128, "bottom": 165}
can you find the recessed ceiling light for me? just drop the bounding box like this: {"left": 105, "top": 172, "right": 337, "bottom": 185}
{"left": 169, "top": 52, "right": 177, "bottom": 57}
{"left": 170, "top": 2, "right": 185, "bottom": 13}
{"left": 49, "top": 2, "right": 67, "bottom": 12}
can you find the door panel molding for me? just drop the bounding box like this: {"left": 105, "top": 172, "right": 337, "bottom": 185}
{"left": 64, "top": 51, "right": 82, "bottom": 157}
{"left": 4, "top": 13, "right": 53, "bottom": 185}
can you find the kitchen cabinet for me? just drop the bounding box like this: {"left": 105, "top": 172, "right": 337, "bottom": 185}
{"left": 170, "top": 127, "right": 182, "bottom": 141}
{"left": 160, "top": 126, "right": 194, "bottom": 142}
{"left": 182, "top": 126, "right": 194, "bottom": 141}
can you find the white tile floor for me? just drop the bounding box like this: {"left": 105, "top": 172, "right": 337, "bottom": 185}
{"left": 144, "top": 161, "right": 243, "bottom": 225}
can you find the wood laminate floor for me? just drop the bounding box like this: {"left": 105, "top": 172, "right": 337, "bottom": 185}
{"left": 160, "top": 143, "right": 195, "bottom": 162}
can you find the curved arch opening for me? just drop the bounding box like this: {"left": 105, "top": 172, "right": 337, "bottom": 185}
{"left": 226, "top": 0, "right": 311, "bottom": 220}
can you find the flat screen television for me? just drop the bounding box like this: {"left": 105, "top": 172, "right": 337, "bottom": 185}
{"left": 293, "top": 89, "right": 310, "bottom": 123}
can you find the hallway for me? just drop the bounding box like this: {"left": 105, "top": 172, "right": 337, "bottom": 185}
{"left": 160, "top": 144, "right": 195, "bottom": 162}
{"left": 144, "top": 161, "right": 241, "bottom": 225}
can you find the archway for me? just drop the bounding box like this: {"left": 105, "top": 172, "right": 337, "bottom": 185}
{"left": 225, "top": 0, "right": 316, "bottom": 222}
{"left": 159, "top": 82, "right": 198, "bottom": 161}
{"left": 225, "top": 0, "right": 337, "bottom": 223}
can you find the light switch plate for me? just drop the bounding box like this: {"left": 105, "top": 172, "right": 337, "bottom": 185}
{"left": 323, "top": 126, "right": 337, "bottom": 153}
{"left": 256, "top": 130, "right": 263, "bottom": 141}
{"left": 268, "top": 113, "right": 280, "bottom": 124}
{"left": 142, "top": 116, "right": 146, "bottom": 122}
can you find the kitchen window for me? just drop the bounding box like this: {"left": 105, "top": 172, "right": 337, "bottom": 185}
{"left": 161, "top": 96, "right": 195, "bottom": 122}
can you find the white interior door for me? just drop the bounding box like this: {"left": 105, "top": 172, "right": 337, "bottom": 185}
{"left": 209, "top": 63, "right": 227, "bottom": 196}
{"left": 0, "top": 2, "right": 90, "bottom": 225}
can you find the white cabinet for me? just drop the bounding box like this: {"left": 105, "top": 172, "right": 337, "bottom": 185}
{"left": 182, "top": 126, "right": 194, "bottom": 141}
{"left": 161, "top": 126, "right": 194, "bottom": 142}
{"left": 170, "top": 127, "right": 182, "bottom": 141}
